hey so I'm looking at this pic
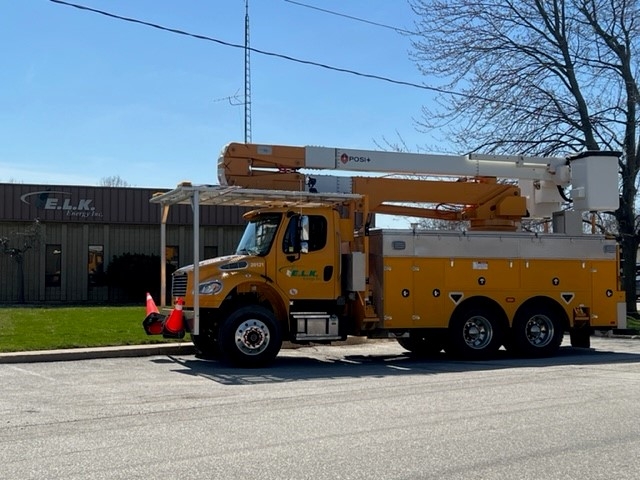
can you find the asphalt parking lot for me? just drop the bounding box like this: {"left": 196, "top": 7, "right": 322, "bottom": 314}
{"left": 1, "top": 335, "right": 640, "bottom": 479}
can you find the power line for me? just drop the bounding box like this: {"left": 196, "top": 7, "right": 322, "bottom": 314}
{"left": 47, "top": 0, "right": 599, "bottom": 142}
{"left": 49, "top": 0, "right": 530, "bottom": 111}
{"left": 283, "top": 0, "right": 419, "bottom": 36}
{"left": 48, "top": 0, "right": 448, "bottom": 95}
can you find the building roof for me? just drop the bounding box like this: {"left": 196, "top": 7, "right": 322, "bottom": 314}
{"left": 0, "top": 183, "right": 246, "bottom": 226}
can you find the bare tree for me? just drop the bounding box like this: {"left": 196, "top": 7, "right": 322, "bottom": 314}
{"left": 410, "top": 0, "right": 640, "bottom": 312}
{"left": 100, "top": 175, "right": 130, "bottom": 187}
{"left": 0, "top": 220, "right": 42, "bottom": 303}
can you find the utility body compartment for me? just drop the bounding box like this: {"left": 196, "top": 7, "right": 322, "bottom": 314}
{"left": 367, "top": 229, "right": 623, "bottom": 330}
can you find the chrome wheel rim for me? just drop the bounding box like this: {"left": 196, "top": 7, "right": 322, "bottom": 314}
{"left": 524, "top": 315, "right": 554, "bottom": 347}
{"left": 234, "top": 319, "right": 270, "bottom": 356}
{"left": 462, "top": 315, "right": 493, "bottom": 350}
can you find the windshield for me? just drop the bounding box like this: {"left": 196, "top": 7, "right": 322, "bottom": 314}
{"left": 235, "top": 213, "right": 282, "bottom": 256}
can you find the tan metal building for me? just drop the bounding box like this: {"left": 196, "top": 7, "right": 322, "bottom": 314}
{"left": 0, "top": 183, "right": 246, "bottom": 304}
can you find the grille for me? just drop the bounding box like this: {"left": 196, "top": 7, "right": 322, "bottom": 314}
{"left": 172, "top": 273, "right": 188, "bottom": 297}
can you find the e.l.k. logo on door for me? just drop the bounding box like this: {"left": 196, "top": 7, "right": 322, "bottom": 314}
{"left": 20, "top": 190, "right": 103, "bottom": 218}
{"left": 279, "top": 267, "right": 320, "bottom": 280}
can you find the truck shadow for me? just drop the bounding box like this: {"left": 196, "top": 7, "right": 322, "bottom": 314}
{"left": 154, "top": 344, "right": 640, "bottom": 386}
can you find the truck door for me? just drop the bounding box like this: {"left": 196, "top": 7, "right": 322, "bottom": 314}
{"left": 275, "top": 213, "right": 337, "bottom": 301}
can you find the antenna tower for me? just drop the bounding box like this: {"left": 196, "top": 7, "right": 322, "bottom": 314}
{"left": 244, "top": 0, "right": 252, "bottom": 143}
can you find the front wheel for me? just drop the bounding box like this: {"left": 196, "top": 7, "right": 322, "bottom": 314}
{"left": 218, "top": 305, "right": 282, "bottom": 367}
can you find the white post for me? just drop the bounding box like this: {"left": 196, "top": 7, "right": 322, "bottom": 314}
{"left": 192, "top": 189, "right": 200, "bottom": 336}
{"left": 160, "top": 204, "right": 169, "bottom": 308}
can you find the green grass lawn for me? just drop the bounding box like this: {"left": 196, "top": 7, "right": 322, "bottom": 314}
{"left": 626, "top": 315, "right": 640, "bottom": 331}
{"left": 0, "top": 306, "right": 183, "bottom": 353}
{"left": 1, "top": 305, "right": 637, "bottom": 353}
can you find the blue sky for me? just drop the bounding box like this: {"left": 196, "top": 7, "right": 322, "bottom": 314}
{"left": 1, "top": 0, "right": 437, "bottom": 188}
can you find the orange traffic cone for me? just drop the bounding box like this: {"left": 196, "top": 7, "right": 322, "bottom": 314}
{"left": 142, "top": 293, "right": 165, "bottom": 336}
{"left": 146, "top": 292, "right": 159, "bottom": 316}
{"left": 163, "top": 297, "right": 185, "bottom": 339}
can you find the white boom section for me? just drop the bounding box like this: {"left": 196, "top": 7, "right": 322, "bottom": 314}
{"left": 305, "top": 146, "right": 570, "bottom": 182}
{"left": 300, "top": 147, "right": 619, "bottom": 216}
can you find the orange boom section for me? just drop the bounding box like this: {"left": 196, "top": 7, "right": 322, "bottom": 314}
{"left": 218, "top": 143, "right": 307, "bottom": 191}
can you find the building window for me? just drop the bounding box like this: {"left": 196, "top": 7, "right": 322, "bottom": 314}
{"left": 204, "top": 246, "right": 218, "bottom": 259}
{"left": 166, "top": 246, "right": 179, "bottom": 268}
{"left": 88, "top": 245, "right": 105, "bottom": 286}
{"left": 45, "top": 244, "right": 62, "bottom": 287}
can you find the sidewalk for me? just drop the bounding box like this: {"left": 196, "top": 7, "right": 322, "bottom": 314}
{"left": 0, "top": 343, "right": 196, "bottom": 364}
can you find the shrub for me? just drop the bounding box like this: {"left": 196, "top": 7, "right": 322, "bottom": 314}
{"left": 107, "top": 253, "right": 175, "bottom": 303}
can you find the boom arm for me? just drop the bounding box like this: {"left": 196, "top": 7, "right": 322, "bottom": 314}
{"left": 218, "top": 142, "right": 620, "bottom": 228}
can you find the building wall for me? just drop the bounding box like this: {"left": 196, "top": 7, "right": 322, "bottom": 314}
{"left": 0, "top": 184, "right": 246, "bottom": 304}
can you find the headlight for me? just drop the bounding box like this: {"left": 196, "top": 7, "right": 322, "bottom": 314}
{"left": 199, "top": 280, "right": 223, "bottom": 295}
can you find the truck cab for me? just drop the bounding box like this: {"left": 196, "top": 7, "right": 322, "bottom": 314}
{"left": 171, "top": 203, "right": 355, "bottom": 365}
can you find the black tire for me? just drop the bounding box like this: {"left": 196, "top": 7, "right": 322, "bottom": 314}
{"left": 218, "top": 305, "right": 282, "bottom": 367}
{"left": 446, "top": 305, "right": 503, "bottom": 359}
{"left": 512, "top": 305, "right": 564, "bottom": 357}
{"left": 190, "top": 320, "right": 220, "bottom": 359}
{"left": 397, "top": 331, "right": 445, "bottom": 357}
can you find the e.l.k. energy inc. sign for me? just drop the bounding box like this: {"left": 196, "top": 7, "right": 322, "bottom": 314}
{"left": 20, "top": 191, "right": 103, "bottom": 218}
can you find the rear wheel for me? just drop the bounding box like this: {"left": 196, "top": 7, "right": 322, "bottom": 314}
{"left": 512, "top": 305, "right": 563, "bottom": 357}
{"left": 218, "top": 305, "right": 282, "bottom": 367}
{"left": 446, "top": 305, "right": 503, "bottom": 359}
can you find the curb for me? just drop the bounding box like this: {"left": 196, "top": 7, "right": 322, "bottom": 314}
{"left": 3, "top": 335, "right": 633, "bottom": 365}
{"left": 0, "top": 337, "right": 373, "bottom": 364}
{"left": 0, "top": 343, "right": 196, "bottom": 364}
